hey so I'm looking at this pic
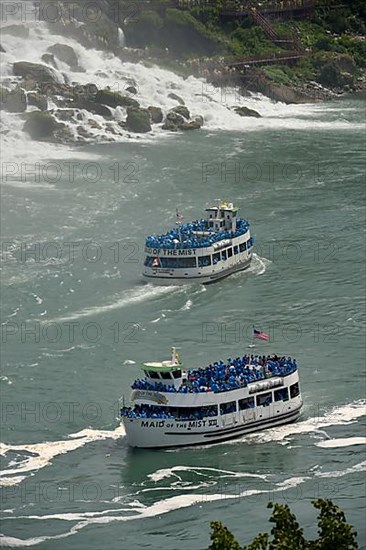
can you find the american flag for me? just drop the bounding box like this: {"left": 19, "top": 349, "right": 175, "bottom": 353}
{"left": 253, "top": 328, "right": 270, "bottom": 341}
{"left": 176, "top": 209, "right": 184, "bottom": 222}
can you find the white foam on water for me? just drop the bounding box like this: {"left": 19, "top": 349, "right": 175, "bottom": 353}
{"left": 41, "top": 284, "right": 181, "bottom": 323}
{"left": 1, "top": 458, "right": 366, "bottom": 547}
{"left": 0, "top": 425, "right": 126, "bottom": 487}
{"left": 315, "top": 460, "right": 366, "bottom": 478}
{"left": 316, "top": 437, "right": 366, "bottom": 448}
{"left": 180, "top": 299, "right": 193, "bottom": 311}
{"left": 148, "top": 465, "right": 268, "bottom": 483}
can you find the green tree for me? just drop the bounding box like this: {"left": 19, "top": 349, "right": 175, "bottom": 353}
{"left": 207, "top": 500, "right": 358, "bottom": 550}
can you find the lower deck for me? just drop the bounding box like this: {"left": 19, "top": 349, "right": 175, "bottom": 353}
{"left": 122, "top": 397, "right": 303, "bottom": 448}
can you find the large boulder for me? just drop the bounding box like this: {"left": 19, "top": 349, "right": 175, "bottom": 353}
{"left": 181, "top": 120, "right": 202, "bottom": 130}
{"left": 95, "top": 89, "right": 139, "bottom": 109}
{"left": 172, "top": 105, "right": 190, "bottom": 119}
{"left": 27, "top": 92, "right": 48, "bottom": 111}
{"left": 234, "top": 106, "right": 261, "bottom": 118}
{"left": 148, "top": 106, "right": 163, "bottom": 123}
{"left": 72, "top": 99, "right": 112, "bottom": 118}
{"left": 162, "top": 111, "right": 185, "bottom": 131}
{"left": 0, "top": 87, "right": 26, "bottom": 112}
{"left": 13, "top": 62, "right": 62, "bottom": 85}
{"left": 24, "top": 111, "right": 61, "bottom": 140}
{"left": 126, "top": 86, "right": 138, "bottom": 95}
{"left": 47, "top": 44, "right": 80, "bottom": 70}
{"left": 168, "top": 92, "right": 185, "bottom": 105}
{"left": 126, "top": 108, "right": 152, "bottom": 133}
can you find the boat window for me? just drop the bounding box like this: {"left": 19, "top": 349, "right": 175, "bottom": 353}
{"left": 233, "top": 245, "right": 239, "bottom": 255}
{"left": 220, "top": 401, "right": 237, "bottom": 414}
{"left": 290, "top": 383, "right": 300, "bottom": 398}
{"left": 220, "top": 220, "right": 225, "bottom": 227}
{"left": 213, "top": 252, "right": 220, "bottom": 265}
{"left": 160, "top": 257, "right": 196, "bottom": 269}
{"left": 256, "top": 392, "right": 273, "bottom": 407}
{"left": 148, "top": 371, "right": 160, "bottom": 379}
{"left": 198, "top": 255, "right": 211, "bottom": 267}
{"left": 221, "top": 211, "right": 225, "bottom": 218}
{"left": 239, "top": 397, "right": 255, "bottom": 410}
{"left": 239, "top": 242, "right": 247, "bottom": 253}
{"left": 221, "top": 250, "right": 227, "bottom": 261}
{"left": 209, "top": 221, "right": 214, "bottom": 228}
{"left": 274, "top": 388, "right": 289, "bottom": 402}
{"left": 172, "top": 369, "right": 182, "bottom": 379}
{"left": 228, "top": 248, "right": 233, "bottom": 258}
{"left": 161, "top": 371, "right": 172, "bottom": 380}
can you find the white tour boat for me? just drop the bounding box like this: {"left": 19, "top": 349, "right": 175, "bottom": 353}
{"left": 120, "top": 348, "right": 303, "bottom": 448}
{"left": 143, "top": 201, "right": 253, "bottom": 284}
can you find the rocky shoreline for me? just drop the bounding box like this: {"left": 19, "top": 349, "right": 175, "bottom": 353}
{"left": 1, "top": 18, "right": 364, "bottom": 145}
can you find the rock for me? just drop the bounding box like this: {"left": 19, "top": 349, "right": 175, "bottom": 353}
{"left": 88, "top": 119, "right": 102, "bottom": 130}
{"left": 95, "top": 89, "right": 139, "bottom": 109}
{"left": 234, "top": 106, "right": 261, "bottom": 118}
{"left": 0, "top": 44, "right": 6, "bottom": 53}
{"left": 148, "top": 106, "right": 163, "bottom": 123}
{"left": 41, "top": 53, "right": 58, "bottom": 69}
{"left": 77, "top": 125, "right": 93, "bottom": 139}
{"left": 105, "top": 123, "right": 117, "bottom": 134}
{"left": 27, "top": 92, "right": 48, "bottom": 111}
{"left": 72, "top": 99, "right": 112, "bottom": 118}
{"left": 53, "top": 109, "right": 76, "bottom": 122}
{"left": 126, "top": 108, "right": 152, "bottom": 133}
{"left": 13, "top": 61, "right": 61, "bottom": 85}
{"left": 1, "top": 25, "right": 29, "bottom": 39}
{"left": 47, "top": 44, "right": 79, "bottom": 70}
{"left": 24, "top": 111, "right": 61, "bottom": 140}
{"left": 172, "top": 105, "right": 190, "bottom": 119}
{"left": 0, "top": 87, "right": 26, "bottom": 112}
{"left": 162, "top": 111, "right": 185, "bottom": 131}
{"left": 195, "top": 115, "right": 204, "bottom": 127}
{"left": 181, "top": 121, "right": 201, "bottom": 130}
{"left": 168, "top": 92, "right": 185, "bottom": 105}
{"left": 126, "top": 86, "right": 138, "bottom": 95}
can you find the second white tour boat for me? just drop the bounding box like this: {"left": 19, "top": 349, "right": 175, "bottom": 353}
{"left": 143, "top": 201, "right": 254, "bottom": 284}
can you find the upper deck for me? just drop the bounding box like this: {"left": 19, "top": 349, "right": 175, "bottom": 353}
{"left": 145, "top": 202, "right": 250, "bottom": 251}
{"left": 131, "top": 354, "right": 298, "bottom": 396}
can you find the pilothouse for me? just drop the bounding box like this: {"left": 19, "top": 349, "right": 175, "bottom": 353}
{"left": 143, "top": 201, "right": 253, "bottom": 284}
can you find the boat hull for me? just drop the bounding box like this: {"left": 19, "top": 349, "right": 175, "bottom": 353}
{"left": 142, "top": 256, "right": 252, "bottom": 285}
{"left": 122, "top": 400, "right": 302, "bottom": 448}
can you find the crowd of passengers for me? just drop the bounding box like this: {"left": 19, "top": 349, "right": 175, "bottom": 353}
{"left": 120, "top": 404, "right": 217, "bottom": 420}
{"left": 131, "top": 355, "right": 297, "bottom": 394}
{"left": 145, "top": 218, "right": 249, "bottom": 250}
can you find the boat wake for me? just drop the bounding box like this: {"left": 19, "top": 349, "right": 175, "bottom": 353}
{"left": 1, "top": 460, "right": 365, "bottom": 548}
{"left": 40, "top": 284, "right": 181, "bottom": 323}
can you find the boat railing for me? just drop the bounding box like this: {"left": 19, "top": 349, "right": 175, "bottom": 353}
{"left": 131, "top": 360, "right": 297, "bottom": 394}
